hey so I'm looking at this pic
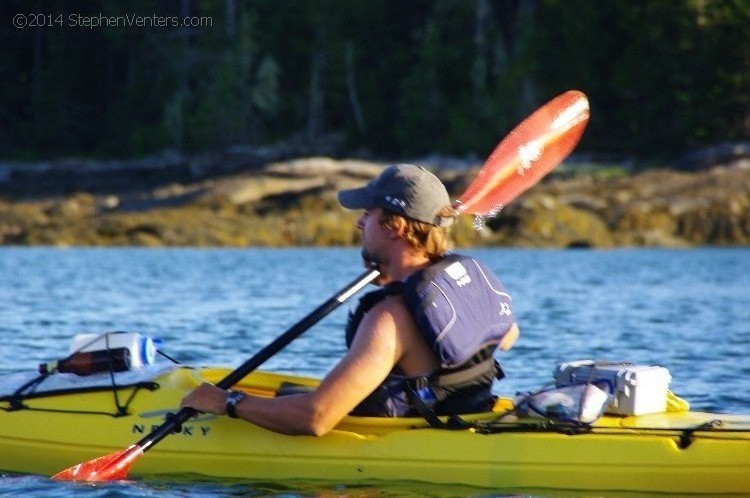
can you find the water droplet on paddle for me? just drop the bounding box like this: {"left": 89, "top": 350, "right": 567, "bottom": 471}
{"left": 472, "top": 204, "right": 504, "bottom": 231}
{"left": 488, "top": 203, "right": 504, "bottom": 217}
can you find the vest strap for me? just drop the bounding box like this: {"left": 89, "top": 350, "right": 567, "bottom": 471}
{"left": 404, "top": 381, "right": 477, "bottom": 429}
{"left": 432, "top": 357, "right": 503, "bottom": 392}
{"left": 405, "top": 381, "right": 445, "bottom": 428}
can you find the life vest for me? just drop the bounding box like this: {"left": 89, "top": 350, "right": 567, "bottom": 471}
{"left": 345, "top": 254, "right": 516, "bottom": 421}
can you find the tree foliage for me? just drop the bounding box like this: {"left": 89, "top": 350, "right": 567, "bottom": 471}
{"left": 1, "top": 0, "right": 748, "bottom": 160}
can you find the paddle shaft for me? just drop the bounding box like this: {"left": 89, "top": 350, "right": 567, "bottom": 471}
{"left": 136, "top": 267, "right": 381, "bottom": 453}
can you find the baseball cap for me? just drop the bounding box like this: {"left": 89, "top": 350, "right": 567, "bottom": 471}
{"left": 338, "top": 164, "right": 454, "bottom": 227}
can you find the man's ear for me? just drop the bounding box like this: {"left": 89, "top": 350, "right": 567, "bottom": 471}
{"left": 389, "top": 217, "right": 406, "bottom": 238}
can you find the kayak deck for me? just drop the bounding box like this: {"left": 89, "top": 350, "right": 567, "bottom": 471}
{"left": 1, "top": 366, "right": 749, "bottom": 494}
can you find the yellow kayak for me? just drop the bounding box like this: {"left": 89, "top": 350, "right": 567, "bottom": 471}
{"left": 1, "top": 365, "right": 749, "bottom": 494}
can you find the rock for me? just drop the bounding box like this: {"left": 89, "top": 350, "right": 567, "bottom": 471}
{"left": 497, "top": 197, "right": 614, "bottom": 248}
{"left": 559, "top": 194, "right": 609, "bottom": 213}
{"left": 681, "top": 142, "right": 750, "bottom": 171}
{"left": 263, "top": 157, "right": 386, "bottom": 179}
{"left": 211, "top": 175, "right": 329, "bottom": 205}
{"left": 45, "top": 193, "right": 97, "bottom": 218}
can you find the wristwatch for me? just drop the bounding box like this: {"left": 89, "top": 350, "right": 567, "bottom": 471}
{"left": 225, "top": 390, "right": 247, "bottom": 419}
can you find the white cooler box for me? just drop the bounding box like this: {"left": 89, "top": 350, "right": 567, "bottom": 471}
{"left": 554, "top": 360, "right": 672, "bottom": 416}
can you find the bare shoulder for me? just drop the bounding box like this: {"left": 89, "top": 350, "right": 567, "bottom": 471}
{"left": 350, "top": 293, "right": 416, "bottom": 345}
{"left": 348, "top": 290, "right": 437, "bottom": 376}
{"left": 366, "top": 293, "right": 413, "bottom": 326}
{"left": 365, "top": 294, "right": 424, "bottom": 348}
{"left": 371, "top": 291, "right": 438, "bottom": 374}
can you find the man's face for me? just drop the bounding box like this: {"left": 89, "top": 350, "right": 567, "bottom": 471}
{"left": 357, "top": 207, "right": 390, "bottom": 266}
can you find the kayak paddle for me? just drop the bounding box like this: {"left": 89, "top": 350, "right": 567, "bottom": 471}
{"left": 53, "top": 89, "right": 589, "bottom": 482}
{"left": 454, "top": 89, "right": 590, "bottom": 217}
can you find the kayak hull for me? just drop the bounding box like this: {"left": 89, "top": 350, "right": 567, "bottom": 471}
{"left": 1, "top": 366, "right": 749, "bottom": 494}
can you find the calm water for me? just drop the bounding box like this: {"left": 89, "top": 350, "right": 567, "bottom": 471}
{"left": 1, "top": 247, "right": 749, "bottom": 497}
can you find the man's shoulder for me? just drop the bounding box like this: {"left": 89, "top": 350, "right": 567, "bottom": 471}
{"left": 369, "top": 291, "right": 409, "bottom": 316}
{"left": 358, "top": 291, "right": 416, "bottom": 332}
{"left": 351, "top": 292, "right": 419, "bottom": 349}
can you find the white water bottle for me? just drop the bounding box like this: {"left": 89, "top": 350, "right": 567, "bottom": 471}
{"left": 68, "top": 332, "right": 159, "bottom": 369}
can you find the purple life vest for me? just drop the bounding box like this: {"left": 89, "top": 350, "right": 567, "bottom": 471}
{"left": 346, "top": 254, "right": 516, "bottom": 418}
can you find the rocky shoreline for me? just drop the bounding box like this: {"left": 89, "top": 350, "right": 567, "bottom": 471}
{"left": 1, "top": 155, "right": 748, "bottom": 248}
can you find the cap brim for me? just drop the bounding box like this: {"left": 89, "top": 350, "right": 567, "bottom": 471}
{"left": 338, "top": 187, "right": 376, "bottom": 210}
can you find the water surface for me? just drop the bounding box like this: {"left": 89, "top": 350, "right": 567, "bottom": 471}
{"left": 1, "top": 247, "right": 748, "bottom": 497}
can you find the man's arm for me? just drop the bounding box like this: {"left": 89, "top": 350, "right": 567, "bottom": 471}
{"left": 180, "top": 297, "right": 407, "bottom": 436}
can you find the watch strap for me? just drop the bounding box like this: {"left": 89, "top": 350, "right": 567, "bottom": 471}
{"left": 225, "top": 390, "right": 246, "bottom": 418}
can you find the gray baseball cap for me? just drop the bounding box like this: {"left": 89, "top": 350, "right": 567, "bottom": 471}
{"left": 338, "top": 164, "right": 454, "bottom": 227}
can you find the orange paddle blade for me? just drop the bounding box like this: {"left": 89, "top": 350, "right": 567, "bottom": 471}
{"left": 52, "top": 444, "right": 143, "bottom": 481}
{"left": 455, "top": 90, "right": 590, "bottom": 216}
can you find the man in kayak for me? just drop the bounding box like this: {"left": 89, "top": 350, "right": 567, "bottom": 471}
{"left": 181, "top": 164, "right": 519, "bottom": 435}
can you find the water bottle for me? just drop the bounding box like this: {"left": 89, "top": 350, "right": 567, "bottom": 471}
{"left": 68, "top": 332, "right": 159, "bottom": 369}
{"left": 39, "top": 347, "right": 131, "bottom": 376}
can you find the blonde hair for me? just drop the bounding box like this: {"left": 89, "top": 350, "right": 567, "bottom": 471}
{"left": 378, "top": 206, "right": 455, "bottom": 261}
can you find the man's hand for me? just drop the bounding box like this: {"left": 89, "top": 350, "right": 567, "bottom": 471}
{"left": 180, "top": 383, "right": 228, "bottom": 415}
